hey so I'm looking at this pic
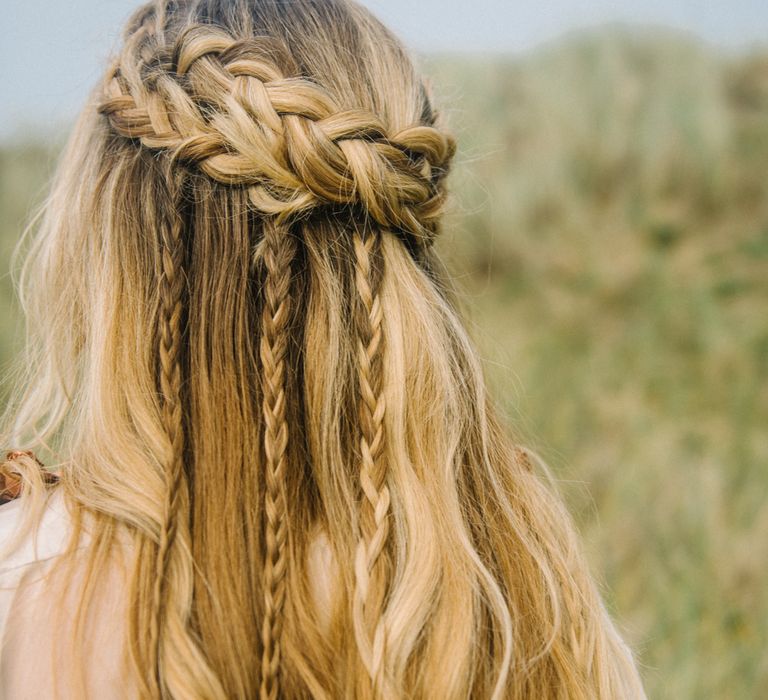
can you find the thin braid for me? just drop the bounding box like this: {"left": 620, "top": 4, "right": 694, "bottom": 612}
{"left": 259, "top": 216, "right": 296, "bottom": 700}
{"left": 352, "top": 229, "right": 392, "bottom": 697}
{"left": 149, "top": 174, "right": 188, "bottom": 695}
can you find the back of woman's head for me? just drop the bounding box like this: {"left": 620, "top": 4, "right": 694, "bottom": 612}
{"left": 3, "top": 0, "right": 646, "bottom": 697}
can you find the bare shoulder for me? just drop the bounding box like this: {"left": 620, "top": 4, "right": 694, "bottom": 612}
{"left": 0, "top": 488, "right": 138, "bottom": 697}
{"left": 0, "top": 488, "right": 79, "bottom": 574}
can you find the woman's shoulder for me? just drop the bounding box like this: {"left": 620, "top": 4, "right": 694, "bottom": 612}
{"left": 0, "top": 487, "right": 138, "bottom": 697}
{"left": 0, "top": 487, "right": 80, "bottom": 575}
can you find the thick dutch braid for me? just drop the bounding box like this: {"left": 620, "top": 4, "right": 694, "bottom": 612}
{"left": 99, "top": 24, "right": 455, "bottom": 245}
{"left": 97, "top": 17, "right": 455, "bottom": 697}
{"left": 352, "top": 229, "right": 393, "bottom": 697}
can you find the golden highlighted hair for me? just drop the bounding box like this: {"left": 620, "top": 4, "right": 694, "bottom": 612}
{"left": 1, "top": 0, "right": 646, "bottom": 697}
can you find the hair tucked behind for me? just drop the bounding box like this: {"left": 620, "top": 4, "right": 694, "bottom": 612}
{"left": 1, "top": 0, "right": 646, "bottom": 697}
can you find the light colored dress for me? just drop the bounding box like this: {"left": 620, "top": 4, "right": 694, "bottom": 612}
{"left": 0, "top": 488, "right": 334, "bottom": 699}
{"left": 0, "top": 488, "right": 138, "bottom": 698}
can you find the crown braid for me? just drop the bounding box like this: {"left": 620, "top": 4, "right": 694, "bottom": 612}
{"left": 98, "top": 23, "right": 455, "bottom": 242}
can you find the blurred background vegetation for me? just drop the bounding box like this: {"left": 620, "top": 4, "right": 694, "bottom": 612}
{"left": 1, "top": 25, "right": 766, "bottom": 700}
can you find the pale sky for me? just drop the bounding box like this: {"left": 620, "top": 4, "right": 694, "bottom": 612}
{"left": 1, "top": 0, "right": 766, "bottom": 139}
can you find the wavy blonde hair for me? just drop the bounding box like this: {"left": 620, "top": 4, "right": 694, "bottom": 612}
{"left": 1, "top": 0, "right": 646, "bottom": 697}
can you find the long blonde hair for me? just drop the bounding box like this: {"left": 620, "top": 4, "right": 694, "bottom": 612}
{"left": 1, "top": 0, "right": 646, "bottom": 697}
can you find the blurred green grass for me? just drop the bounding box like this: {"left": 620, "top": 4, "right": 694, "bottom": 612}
{"left": 2, "top": 25, "right": 767, "bottom": 700}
